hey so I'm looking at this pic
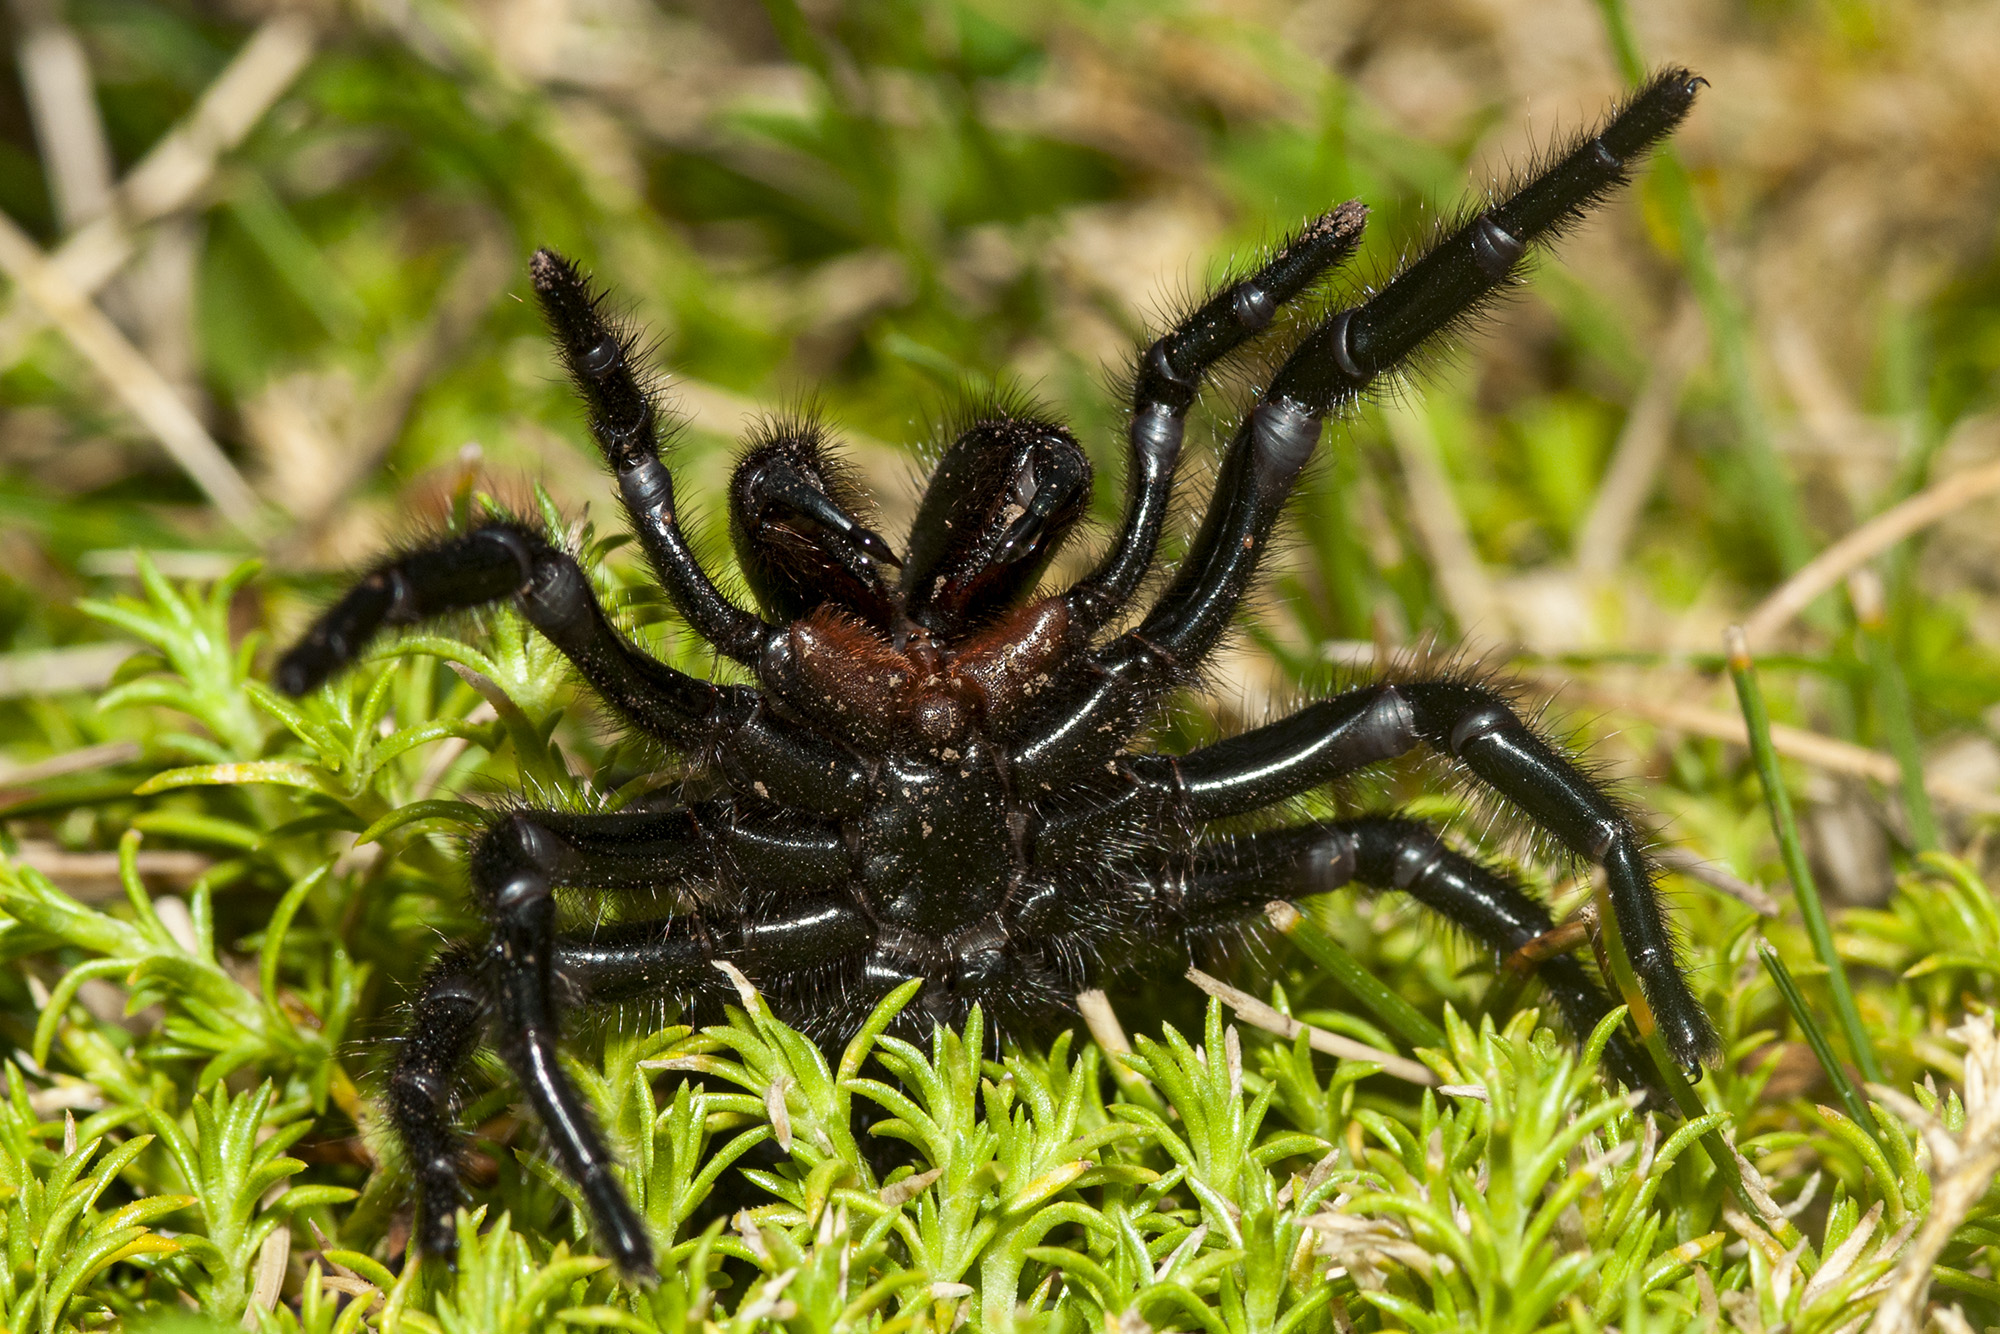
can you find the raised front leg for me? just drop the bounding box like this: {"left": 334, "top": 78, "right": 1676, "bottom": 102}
{"left": 1063, "top": 202, "right": 1367, "bottom": 636}
{"left": 1013, "top": 71, "right": 1704, "bottom": 780}
{"left": 531, "top": 249, "right": 778, "bottom": 666}
{"left": 1136, "top": 70, "right": 1704, "bottom": 668}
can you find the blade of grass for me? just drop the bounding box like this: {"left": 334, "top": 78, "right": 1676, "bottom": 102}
{"left": 1725, "top": 625, "right": 1884, "bottom": 1084}
{"left": 1740, "top": 456, "right": 2000, "bottom": 649}
{"left": 1756, "top": 939, "right": 1883, "bottom": 1150}
{"left": 1265, "top": 901, "right": 1446, "bottom": 1051}
{"left": 0, "top": 210, "right": 268, "bottom": 536}
{"left": 1594, "top": 0, "right": 1815, "bottom": 584}
{"left": 1848, "top": 569, "right": 1941, "bottom": 851}
{"left": 1588, "top": 880, "right": 1784, "bottom": 1237}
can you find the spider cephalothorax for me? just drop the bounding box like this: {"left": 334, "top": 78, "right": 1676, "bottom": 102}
{"left": 277, "top": 69, "right": 1715, "bottom": 1278}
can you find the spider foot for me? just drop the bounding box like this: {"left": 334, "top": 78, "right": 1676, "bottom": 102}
{"left": 583, "top": 1166, "right": 657, "bottom": 1281}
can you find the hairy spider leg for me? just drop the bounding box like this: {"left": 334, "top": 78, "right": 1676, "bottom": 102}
{"left": 1065, "top": 201, "right": 1368, "bottom": 637}
{"left": 387, "top": 811, "right": 738, "bottom": 1274}
{"left": 393, "top": 809, "right": 881, "bottom": 1273}
{"left": 490, "top": 875, "right": 658, "bottom": 1275}
{"left": 530, "top": 249, "right": 780, "bottom": 666}
{"left": 275, "top": 524, "right": 706, "bottom": 725}
{"left": 385, "top": 947, "right": 484, "bottom": 1272}
{"left": 492, "top": 806, "right": 851, "bottom": 899}
{"left": 1013, "top": 69, "right": 1704, "bottom": 778}
{"left": 275, "top": 522, "right": 872, "bottom": 816}
{"left": 1148, "top": 68, "right": 1703, "bottom": 669}
{"left": 1106, "top": 676, "right": 1714, "bottom": 1071}
{"left": 1164, "top": 818, "right": 1655, "bottom": 1094}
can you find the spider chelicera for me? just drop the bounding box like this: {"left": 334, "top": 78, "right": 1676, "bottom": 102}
{"left": 275, "top": 68, "right": 1717, "bottom": 1276}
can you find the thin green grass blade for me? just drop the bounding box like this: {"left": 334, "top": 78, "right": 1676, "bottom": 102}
{"left": 1594, "top": 0, "right": 1816, "bottom": 586}
{"left": 1726, "top": 626, "right": 1884, "bottom": 1084}
{"left": 1849, "top": 570, "right": 1941, "bottom": 851}
{"left": 1756, "top": 940, "right": 1883, "bottom": 1151}
{"left": 1268, "top": 901, "right": 1446, "bottom": 1050}
{"left": 1588, "top": 881, "right": 1788, "bottom": 1238}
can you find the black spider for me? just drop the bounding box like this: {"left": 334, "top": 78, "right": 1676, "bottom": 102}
{"left": 275, "top": 68, "right": 1717, "bottom": 1278}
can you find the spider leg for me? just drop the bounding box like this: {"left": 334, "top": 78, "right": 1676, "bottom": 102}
{"left": 1163, "top": 817, "right": 1655, "bottom": 1096}
{"left": 1151, "top": 70, "right": 1703, "bottom": 664}
{"left": 468, "top": 820, "right": 657, "bottom": 1277}
{"left": 487, "top": 904, "right": 875, "bottom": 1271}
{"left": 276, "top": 521, "right": 870, "bottom": 815}
{"left": 553, "top": 895, "right": 874, "bottom": 1006}
{"left": 277, "top": 521, "right": 713, "bottom": 730}
{"left": 401, "top": 810, "right": 872, "bottom": 1274}
{"left": 499, "top": 806, "right": 850, "bottom": 901}
{"left": 1111, "top": 675, "right": 1714, "bottom": 1073}
{"left": 1065, "top": 202, "right": 1367, "bottom": 636}
{"left": 531, "top": 250, "right": 777, "bottom": 666}
{"left": 1015, "top": 72, "right": 1703, "bottom": 770}
{"left": 387, "top": 947, "right": 486, "bottom": 1269}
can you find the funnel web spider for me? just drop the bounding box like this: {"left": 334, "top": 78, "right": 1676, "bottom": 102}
{"left": 276, "top": 69, "right": 1715, "bottom": 1276}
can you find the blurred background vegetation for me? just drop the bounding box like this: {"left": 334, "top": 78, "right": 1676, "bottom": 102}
{"left": 5, "top": 0, "right": 2000, "bottom": 1327}
{"left": 9, "top": 0, "right": 2000, "bottom": 869}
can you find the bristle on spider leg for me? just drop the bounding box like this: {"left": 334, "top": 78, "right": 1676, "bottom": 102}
{"left": 529, "top": 249, "right": 779, "bottom": 663}
{"left": 1262, "top": 67, "right": 1703, "bottom": 418}
{"left": 528, "top": 249, "right": 666, "bottom": 469}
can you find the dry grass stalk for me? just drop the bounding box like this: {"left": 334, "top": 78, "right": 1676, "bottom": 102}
{"left": 243, "top": 1223, "right": 290, "bottom": 1326}
{"left": 0, "top": 14, "right": 317, "bottom": 368}
{"left": 1742, "top": 454, "right": 2000, "bottom": 649}
{"left": 1386, "top": 398, "right": 1501, "bottom": 639}
{"left": 8, "top": 842, "right": 213, "bottom": 900}
{"left": 0, "top": 739, "right": 137, "bottom": 785}
{"left": 0, "top": 209, "right": 266, "bottom": 533}
{"left": 1574, "top": 295, "right": 1707, "bottom": 577}
{"left": 0, "top": 643, "right": 136, "bottom": 699}
{"left": 1076, "top": 987, "right": 1158, "bottom": 1099}
{"left": 1073, "top": 987, "right": 1134, "bottom": 1056}
{"left": 1865, "top": 1013, "right": 2000, "bottom": 1333}
{"left": 1551, "top": 676, "right": 2000, "bottom": 815}
{"left": 254, "top": 218, "right": 513, "bottom": 548}
{"left": 1650, "top": 845, "right": 1782, "bottom": 916}
{"left": 1182, "top": 967, "right": 1436, "bottom": 1085}
{"left": 9, "top": 0, "right": 116, "bottom": 231}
